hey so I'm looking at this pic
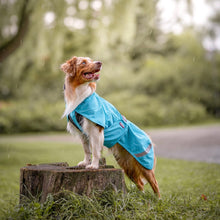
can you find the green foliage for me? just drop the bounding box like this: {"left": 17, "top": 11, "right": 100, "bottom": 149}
{"left": 0, "top": 100, "right": 65, "bottom": 133}
{"left": 8, "top": 190, "right": 218, "bottom": 220}
{"left": 0, "top": 0, "right": 220, "bottom": 133}
{"left": 106, "top": 91, "right": 207, "bottom": 126}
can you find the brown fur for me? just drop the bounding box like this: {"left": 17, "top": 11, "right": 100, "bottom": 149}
{"left": 111, "top": 143, "right": 160, "bottom": 196}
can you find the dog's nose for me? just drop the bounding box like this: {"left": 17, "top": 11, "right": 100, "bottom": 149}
{"left": 95, "top": 61, "right": 102, "bottom": 66}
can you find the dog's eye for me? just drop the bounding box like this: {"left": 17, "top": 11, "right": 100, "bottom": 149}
{"left": 82, "top": 61, "right": 86, "bottom": 65}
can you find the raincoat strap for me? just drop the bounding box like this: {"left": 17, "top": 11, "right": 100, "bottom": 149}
{"left": 68, "top": 112, "right": 83, "bottom": 132}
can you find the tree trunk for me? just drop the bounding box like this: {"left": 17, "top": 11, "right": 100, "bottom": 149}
{"left": 0, "top": 0, "right": 31, "bottom": 62}
{"left": 20, "top": 162, "right": 127, "bottom": 203}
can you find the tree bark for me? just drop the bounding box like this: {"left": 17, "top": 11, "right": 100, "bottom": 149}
{"left": 0, "top": 0, "right": 32, "bottom": 62}
{"left": 20, "top": 162, "right": 127, "bottom": 203}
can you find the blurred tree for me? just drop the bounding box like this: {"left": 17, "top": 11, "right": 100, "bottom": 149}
{"left": 129, "top": 0, "right": 161, "bottom": 70}
{"left": 206, "top": 0, "right": 220, "bottom": 50}
{"left": 0, "top": 0, "right": 219, "bottom": 133}
{"left": 203, "top": 0, "right": 220, "bottom": 116}
{"left": 0, "top": 0, "right": 33, "bottom": 62}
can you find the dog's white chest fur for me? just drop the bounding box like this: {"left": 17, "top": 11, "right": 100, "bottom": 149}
{"left": 63, "top": 83, "right": 94, "bottom": 118}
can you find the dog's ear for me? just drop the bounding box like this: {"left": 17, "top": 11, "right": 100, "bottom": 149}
{"left": 61, "top": 56, "right": 77, "bottom": 77}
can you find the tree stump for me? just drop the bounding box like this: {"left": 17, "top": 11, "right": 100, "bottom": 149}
{"left": 20, "top": 161, "right": 127, "bottom": 203}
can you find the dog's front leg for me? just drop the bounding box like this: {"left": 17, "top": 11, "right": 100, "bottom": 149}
{"left": 83, "top": 120, "right": 104, "bottom": 169}
{"left": 77, "top": 134, "right": 91, "bottom": 167}
{"left": 86, "top": 130, "right": 104, "bottom": 169}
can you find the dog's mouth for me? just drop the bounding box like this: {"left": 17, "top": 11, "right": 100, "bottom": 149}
{"left": 82, "top": 68, "right": 101, "bottom": 81}
{"left": 83, "top": 71, "right": 99, "bottom": 80}
{"left": 82, "top": 61, "right": 102, "bottom": 81}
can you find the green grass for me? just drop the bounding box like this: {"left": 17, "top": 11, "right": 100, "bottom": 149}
{"left": 0, "top": 136, "right": 220, "bottom": 219}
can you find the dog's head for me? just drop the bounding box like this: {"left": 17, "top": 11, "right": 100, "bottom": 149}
{"left": 61, "top": 56, "right": 102, "bottom": 83}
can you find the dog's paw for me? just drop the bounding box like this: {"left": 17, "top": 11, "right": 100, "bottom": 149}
{"left": 77, "top": 160, "right": 90, "bottom": 167}
{"left": 86, "top": 164, "right": 99, "bottom": 169}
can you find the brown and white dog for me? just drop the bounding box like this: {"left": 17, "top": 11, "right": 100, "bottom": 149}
{"left": 61, "top": 56, "right": 160, "bottom": 197}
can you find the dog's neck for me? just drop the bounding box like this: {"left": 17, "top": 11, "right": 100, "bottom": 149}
{"left": 62, "top": 81, "right": 96, "bottom": 118}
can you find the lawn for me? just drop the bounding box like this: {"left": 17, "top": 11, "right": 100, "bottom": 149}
{"left": 0, "top": 136, "right": 219, "bottom": 219}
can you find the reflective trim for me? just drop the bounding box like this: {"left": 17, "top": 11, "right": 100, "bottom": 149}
{"left": 122, "top": 115, "right": 127, "bottom": 122}
{"left": 119, "top": 122, "right": 125, "bottom": 128}
{"left": 134, "top": 144, "right": 152, "bottom": 157}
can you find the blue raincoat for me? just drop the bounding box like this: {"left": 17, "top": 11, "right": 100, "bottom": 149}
{"left": 68, "top": 92, "right": 154, "bottom": 170}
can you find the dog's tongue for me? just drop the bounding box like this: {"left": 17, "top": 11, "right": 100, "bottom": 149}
{"left": 94, "top": 74, "right": 100, "bottom": 80}
{"left": 85, "top": 73, "right": 94, "bottom": 79}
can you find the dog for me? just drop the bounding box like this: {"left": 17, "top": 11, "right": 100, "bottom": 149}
{"left": 61, "top": 56, "right": 160, "bottom": 197}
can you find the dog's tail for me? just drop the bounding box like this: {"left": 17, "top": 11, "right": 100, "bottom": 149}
{"left": 153, "top": 143, "right": 157, "bottom": 172}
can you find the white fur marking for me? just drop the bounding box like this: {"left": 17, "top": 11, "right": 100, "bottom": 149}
{"left": 62, "top": 83, "right": 94, "bottom": 118}
{"left": 141, "top": 177, "right": 148, "bottom": 185}
{"left": 82, "top": 118, "right": 104, "bottom": 169}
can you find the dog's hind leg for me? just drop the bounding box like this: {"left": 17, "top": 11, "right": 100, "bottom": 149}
{"left": 141, "top": 168, "right": 160, "bottom": 197}
{"left": 111, "top": 144, "right": 145, "bottom": 190}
